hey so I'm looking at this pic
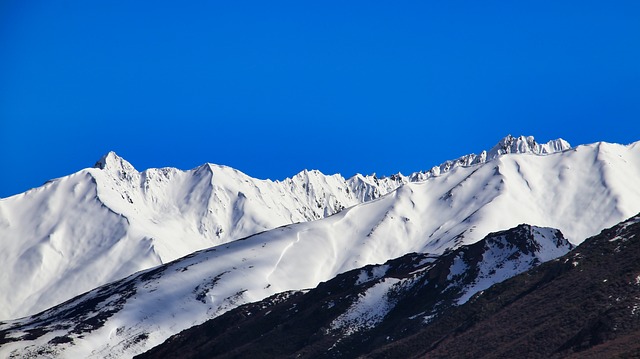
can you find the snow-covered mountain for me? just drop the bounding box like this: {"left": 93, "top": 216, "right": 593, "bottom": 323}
{"left": 0, "top": 135, "right": 570, "bottom": 320}
{"left": 1, "top": 137, "right": 640, "bottom": 358}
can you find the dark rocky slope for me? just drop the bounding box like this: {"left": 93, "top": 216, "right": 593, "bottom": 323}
{"left": 369, "top": 213, "right": 640, "bottom": 358}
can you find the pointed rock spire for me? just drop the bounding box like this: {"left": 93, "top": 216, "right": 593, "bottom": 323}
{"left": 487, "top": 135, "right": 571, "bottom": 159}
{"left": 94, "top": 151, "right": 138, "bottom": 180}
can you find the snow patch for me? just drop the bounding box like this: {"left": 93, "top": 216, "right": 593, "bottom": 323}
{"left": 355, "top": 265, "right": 390, "bottom": 285}
{"left": 330, "top": 278, "right": 401, "bottom": 336}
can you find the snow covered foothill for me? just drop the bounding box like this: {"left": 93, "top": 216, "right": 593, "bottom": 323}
{"left": 1, "top": 139, "right": 640, "bottom": 359}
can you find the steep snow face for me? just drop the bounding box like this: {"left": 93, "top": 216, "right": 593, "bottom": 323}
{"left": 0, "top": 172, "right": 159, "bottom": 325}
{"left": 0, "top": 135, "right": 570, "bottom": 320}
{"left": 89, "top": 156, "right": 367, "bottom": 262}
{"left": 0, "top": 154, "right": 375, "bottom": 320}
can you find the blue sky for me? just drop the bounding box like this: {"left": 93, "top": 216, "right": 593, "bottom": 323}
{"left": 1, "top": 1, "right": 639, "bottom": 198}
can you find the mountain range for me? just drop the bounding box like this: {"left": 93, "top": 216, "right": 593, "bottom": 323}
{"left": 0, "top": 134, "right": 571, "bottom": 320}
{"left": 1, "top": 135, "right": 640, "bottom": 358}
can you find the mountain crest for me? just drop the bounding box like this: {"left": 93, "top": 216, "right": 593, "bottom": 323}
{"left": 405, "top": 135, "right": 571, "bottom": 180}
{"left": 94, "top": 151, "right": 138, "bottom": 181}
{"left": 94, "top": 151, "right": 136, "bottom": 171}
{"left": 488, "top": 135, "right": 571, "bottom": 158}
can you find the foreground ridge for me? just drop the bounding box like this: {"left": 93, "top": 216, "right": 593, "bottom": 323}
{"left": 369, "top": 213, "right": 640, "bottom": 358}
{"left": 136, "top": 224, "right": 572, "bottom": 359}
{"left": 137, "top": 213, "right": 640, "bottom": 358}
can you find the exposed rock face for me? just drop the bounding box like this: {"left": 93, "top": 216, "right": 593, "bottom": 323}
{"left": 370, "top": 213, "right": 640, "bottom": 359}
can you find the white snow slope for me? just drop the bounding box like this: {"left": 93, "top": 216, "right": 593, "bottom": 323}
{"left": 0, "top": 135, "right": 568, "bottom": 320}
{"left": 1, "top": 139, "right": 640, "bottom": 359}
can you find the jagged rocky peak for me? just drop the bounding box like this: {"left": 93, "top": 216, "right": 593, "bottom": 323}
{"left": 488, "top": 135, "right": 571, "bottom": 158}
{"left": 293, "top": 168, "right": 327, "bottom": 181}
{"left": 376, "top": 135, "right": 571, "bottom": 182}
{"left": 94, "top": 151, "right": 138, "bottom": 181}
{"left": 94, "top": 151, "right": 137, "bottom": 172}
{"left": 199, "top": 162, "right": 248, "bottom": 179}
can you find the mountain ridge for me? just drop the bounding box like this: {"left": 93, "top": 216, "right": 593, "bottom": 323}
{"left": 90, "top": 134, "right": 572, "bottom": 186}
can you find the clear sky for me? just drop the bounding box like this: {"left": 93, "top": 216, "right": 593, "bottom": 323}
{"left": 1, "top": 1, "right": 639, "bottom": 198}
